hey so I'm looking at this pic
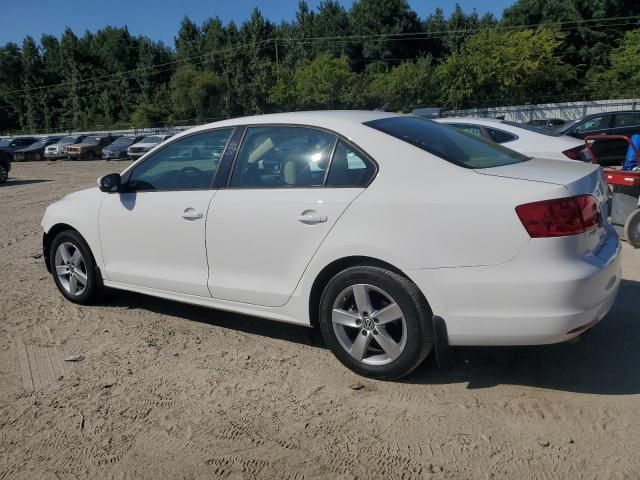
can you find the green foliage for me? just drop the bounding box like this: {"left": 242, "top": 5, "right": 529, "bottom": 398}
{"left": 436, "top": 28, "right": 574, "bottom": 109}
{"left": 0, "top": 1, "right": 639, "bottom": 134}
{"left": 270, "top": 53, "right": 357, "bottom": 109}
{"left": 587, "top": 29, "right": 640, "bottom": 98}
{"left": 169, "top": 66, "right": 224, "bottom": 122}
{"left": 367, "top": 56, "right": 436, "bottom": 111}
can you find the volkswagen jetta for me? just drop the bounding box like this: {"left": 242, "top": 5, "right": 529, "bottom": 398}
{"left": 41, "top": 111, "right": 621, "bottom": 379}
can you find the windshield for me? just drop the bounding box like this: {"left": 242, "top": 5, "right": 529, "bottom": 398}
{"left": 141, "top": 135, "right": 163, "bottom": 144}
{"left": 111, "top": 137, "right": 135, "bottom": 146}
{"left": 82, "top": 137, "right": 100, "bottom": 145}
{"left": 59, "top": 136, "right": 80, "bottom": 145}
{"left": 28, "top": 140, "right": 46, "bottom": 148}
{"left": 501, "top": 121, "right": 562, "bottom": 137}
{"left": 0, "top": 139, "right": 11, "bottom": 147}
{"left": 364, "top": 116, "right": 529, "bottom": 169}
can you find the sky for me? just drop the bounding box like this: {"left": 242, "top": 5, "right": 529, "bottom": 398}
{"left": 0, "top": 0, "right": 515, "bottom": 48}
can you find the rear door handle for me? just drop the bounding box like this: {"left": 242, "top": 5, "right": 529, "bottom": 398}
{"left": 182, "top": 208, "right": 203, "bottom": 220}
{"left": 297, "top": 210, "right": 327, "bottom": 225}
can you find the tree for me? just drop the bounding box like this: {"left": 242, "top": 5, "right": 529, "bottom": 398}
{"left": 587, "top": 29, "right": 640, "bottom": 98}
{"left": 366, "top": 56, "right": 436, "bottom": 111}
{"left": 170, "top": 66, "right": 225, "bottom": 122}
{"left": 270, "top": 53, "right": 357, "bottom": 109}
{"left": 436, "top": 28, "right": 574, "bottom": 109}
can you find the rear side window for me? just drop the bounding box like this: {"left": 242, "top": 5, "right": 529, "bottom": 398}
{"left": 326, "top": 140, "right": 376, "bottom": 187}
{"left": 614, "top": 112, "right": 640, "bottom": 127}
{"left": 230, "top": 126, "right": 336, "bottom": 188}
{"left": 364, "top": 116, "right": 529, "bottom": 169}
{"left": 487, "top": 128, "right": 517, "bottom": 144}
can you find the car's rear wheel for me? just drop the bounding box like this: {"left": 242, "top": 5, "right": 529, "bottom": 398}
{"left": 50, "top": 230, "right": 100, "bottom": 305}
{"left": 625, "top": 209, "right": 640, "bottom": 248}
{"left": 0, "top": 164, "right": 7, "bottom": 184}
{"left": 319, "top": 266, "right": 433, "bottom": 380}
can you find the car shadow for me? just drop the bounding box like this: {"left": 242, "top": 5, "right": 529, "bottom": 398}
{"left": 103, "top": 278, "right": 640, "bottom": 395}
{"left": 102, "top": 290, "right": 324, "bottom": 348}
{"left": 406, "top": 278, "right": 640, "bottom": 395}
{"left": 1, "top": 179, "right": 51, "bottom": 187}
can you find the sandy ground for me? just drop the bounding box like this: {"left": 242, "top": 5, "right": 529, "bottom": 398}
{"left": 1, "top": 160, "right": 639, "bottom": 480}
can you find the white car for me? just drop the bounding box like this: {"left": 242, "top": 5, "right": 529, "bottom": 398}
{"left": 127, "top": 134, "right": 173, "bottom": 159}
{"left": 435, "top": 117, "right": 585, "bottom": 161}
{"left": 41, "top": 111, "right": 621, "bottom": 379}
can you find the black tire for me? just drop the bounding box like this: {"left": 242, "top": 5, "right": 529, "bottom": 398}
{"left": 624, "top": 209, "right": 640, "bottom": 248}
{"left": 0, "top": 164, "right": 7, "bottom": 184}
{"left": 85, "top": 151, "right": 95, "bottom": 161}
{"left": 49, "top": 230, "right": 101, "bottom": 305}
{"left": 318, "top": 266, "right": 433, "bottom": 380}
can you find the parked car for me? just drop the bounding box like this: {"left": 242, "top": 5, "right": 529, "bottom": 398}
{"left": 41, "top": 111, "right": 621, "bottom": 380}
{"left": 527, "top": 118, "right": 566, "bottom": 129}
{"left": 435, "top": 117, "right": 585, "bottom": 161}
{"left": 45, "top": 135, "right": 87, "bottom": 161}
{"left": 102, "top": 136, "right": 144, "bottom": 160}
{"left": 127, "top": 134, "right": 174, "bottom": 159}
{"left": 0, "top": 137, "right": 38, "bottom": 160}
{"left": 65, "top": 135, "right": 119, "bottom": 160}
{"left": 13, "top": 136, "right": 62, "bottom": 162}
{"left": 554, "top": 110, "right": 640, "bottom": 166}
{"left": 0, "top": 149, "right": 11, "bottom": 184}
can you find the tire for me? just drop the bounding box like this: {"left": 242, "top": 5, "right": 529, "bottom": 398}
{"left": 0, "top": 164, "right": 7, "bottom": 184}
{"left": 35, "top": 152, "right": 42, "bottom": 161}
{"left": 49, "top": 230, "right": 101, "bottom": 305}
{"left": 624, "top": 209, "right": 640, "bottom": 248}
{"left": 85, "top": 151, "right": 95, "bottom": 161}
{"left": 318, "top": 266, "right": 433, "bottom": 380}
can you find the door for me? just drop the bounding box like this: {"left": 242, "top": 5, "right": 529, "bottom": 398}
{"left": 99, "top": 128, "right": 234, "bottom": 296}
{"left": 206, "top": 126, "right": 377, "bottom": 307}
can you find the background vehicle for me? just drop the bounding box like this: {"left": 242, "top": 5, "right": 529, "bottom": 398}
{"left": 41, "top": 111, "right": 620, "bottom": 380}
{"left": 527, "top": 118, "right": 566, "bottom": 129}
{"left": 435, "top": 117, "right": 585, "bottom": 161}
{"left": 102, "top": 136, "right": 144, "bottom": 160}
{"left": 127, "top": 133, "right": 173, "bottom": 159}
{"left": 65, "top": 135, "right": 119, "bottom": 160}
{"left": 45, "top": 135, "right": 87, "bottom": 160}
{"left": 13, "top": 136, "right": 61, "bottom": 161}
{"left": 0, "top": 137, "right": 38, "bottom": 160}
{"left": 555, "top": 111, "right": 640, "bottom": 166}
{"left": 0, "top": 149, "right": 10, "bottom": 184}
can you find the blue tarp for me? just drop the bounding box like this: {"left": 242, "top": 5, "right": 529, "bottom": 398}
{"left": 623, "top": 134, "right": 640, "bottom": 170}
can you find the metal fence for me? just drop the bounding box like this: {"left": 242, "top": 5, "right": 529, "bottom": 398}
{"left": 446, "top": 98, "right": 640, "bottom": 122}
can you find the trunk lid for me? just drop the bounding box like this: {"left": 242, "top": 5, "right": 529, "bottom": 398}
{"left": 476, "top": 157, "right": 609, "bottom": 251}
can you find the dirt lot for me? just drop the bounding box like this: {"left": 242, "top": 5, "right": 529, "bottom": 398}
{"left": 1, "top": 160, "right": 639, "bottom": 480}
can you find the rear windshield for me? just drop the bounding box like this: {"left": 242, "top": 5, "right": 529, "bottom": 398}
{"left": 141, "top": 135, "right": 163, "bottom": 143}
{"left": 364, "top": 116, "right": 529, "bottom": 169}
{"left": 501, "top": 121, "right": 562, "bottom": 137}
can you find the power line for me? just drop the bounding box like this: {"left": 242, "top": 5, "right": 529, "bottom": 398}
{"left": 3, "top": 15, "right": 638, "bottom": 97}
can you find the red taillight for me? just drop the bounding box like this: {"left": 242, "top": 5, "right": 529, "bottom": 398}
{"left": 562, "top": 146, "right": 583, "bottom": 160}
{"left": 515, "top": 195, "right": 601, "bottom": 238}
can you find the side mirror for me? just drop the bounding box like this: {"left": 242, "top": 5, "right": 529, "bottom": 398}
{"left": 98, "top": 173, "right": 122, "bottom": 193}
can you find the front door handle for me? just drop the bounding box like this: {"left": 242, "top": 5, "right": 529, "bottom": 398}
{"left": 297, "top": 210, "right": 327, "bottom": 225}
{"left": 182, "top": 208, "right": 203, "bottom": 220}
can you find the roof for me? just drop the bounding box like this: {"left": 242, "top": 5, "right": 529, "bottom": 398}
{"left": 186, "top": 110, "right": 400, "bottom": 136}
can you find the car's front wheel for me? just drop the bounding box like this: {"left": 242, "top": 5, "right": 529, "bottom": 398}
{"left": 319, "top": 266, "right": 433, "bottom": 380}
{"left": 0, "top": 164, "right": 7, "bottom": 184}
{"left": 49, "top": 230, "right": 100, "bottom": 305}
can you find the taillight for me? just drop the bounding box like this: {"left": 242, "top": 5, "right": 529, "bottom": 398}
{"left": 562, "top": 146, "right": 584, "bottom": 160}
{"left": 515, "top": 195, "right": 601, "bottom": 238}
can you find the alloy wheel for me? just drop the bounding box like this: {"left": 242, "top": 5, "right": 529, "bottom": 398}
{"left": 54, "top": 242, "right": 88, "bottom": 296}
{"left": 332, "top": 284, "right": 407, "bottom": 366}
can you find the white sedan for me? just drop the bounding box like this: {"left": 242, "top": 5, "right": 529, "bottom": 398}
{"left": 41, "top": 111, "right": 621, "bottom": 380}
{"left": 435, "top": 117, "right": 585, "bottom": 161}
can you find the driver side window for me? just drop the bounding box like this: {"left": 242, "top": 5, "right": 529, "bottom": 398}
{"left": 128, "top": 129, "right": 233, "bottom": 191}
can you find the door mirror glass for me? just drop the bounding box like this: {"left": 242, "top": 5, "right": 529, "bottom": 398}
{"left": 98, "top": 173, "right": 122, "bottom": 193}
